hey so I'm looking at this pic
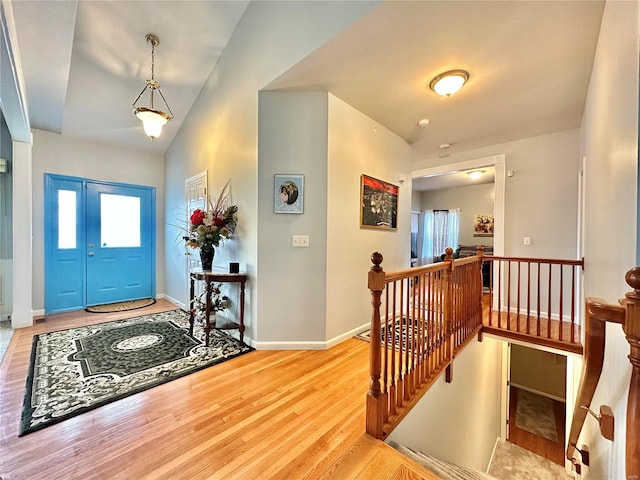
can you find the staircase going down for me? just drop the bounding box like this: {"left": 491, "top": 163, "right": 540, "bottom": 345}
{"left": 388, "top": 441, "right": 497, "bottom": 480}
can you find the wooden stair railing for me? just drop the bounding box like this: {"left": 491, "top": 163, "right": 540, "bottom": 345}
{"left": 366, "top": 249, "right": 483, "bottom": 439}
{"left": 483, "top": 253, "right": 584, "bottom": 354}
{"left": 566, "top": 267, "right": 640, "bottom": 479}
{"left": 366, "top": 249, "right": 587, "bottom": 440}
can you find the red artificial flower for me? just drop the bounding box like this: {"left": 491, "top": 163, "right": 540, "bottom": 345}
{"left": 190, "top": 209, "right": 205, "bottom": 226}
{"left": 213, "top": 217, "right": 226, "bottom": 227}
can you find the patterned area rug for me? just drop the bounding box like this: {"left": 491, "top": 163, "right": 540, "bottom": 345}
{"left": 85, "top": 298, "right": 156, "bottom": 313}
{"left": 356, "top": 318, "right": 437, "bottom": 351}
{"left": 515, "top": 389, "right": 559, "bottom": 443}
{"left": 20, "top": 309, "right": 253, "bottom": 436}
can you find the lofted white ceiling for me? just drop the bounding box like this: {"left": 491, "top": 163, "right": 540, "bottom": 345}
{"left": 413, "top": 166, "right": 495, "bottom": 192}
{"left": 10, "top": 0, "right": 249, "bottom": 154}
{"left": 9, "top": 0, "right": 604, "bottom": 173}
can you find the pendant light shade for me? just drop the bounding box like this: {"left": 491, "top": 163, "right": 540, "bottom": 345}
{"left": 135, "top": 107, "right": 171, "bottom": 138}
{"left": 132, "top": 34, "right": 173, "bottom": 139}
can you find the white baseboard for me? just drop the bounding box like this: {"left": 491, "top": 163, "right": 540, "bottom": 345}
{"left": 486, "top": 437, "right": 501, "bottom": 474}
{"left": 254, "top": 340, "right": 330, "bottom": 350}
{"left": 510, "top": 382, "right": 566, "bottom": 403}
{"left": 495, "top": 305, "right": 579, "bottom": 326}
{"left": 254, "top": 322, "right": 370, "bottom": 351}
{"left": 158, "top": 293, "right": 185, "bottom": 309}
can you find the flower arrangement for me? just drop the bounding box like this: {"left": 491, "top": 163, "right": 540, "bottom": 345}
{"left": 183, "top": 182, "right": 238, "bottom": 252}
{"left": 192, "top": 283, "right": 229, "bottom": 324}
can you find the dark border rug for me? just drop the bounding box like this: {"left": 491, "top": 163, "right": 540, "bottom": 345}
{"left": 85, "top": 298, "right": 156, "bottom": 313}
{"left": 356, "top": 317, "right": 437, "bottom": 351}
{"left": 20, "top": 309, "right": 253, "bottom": 436}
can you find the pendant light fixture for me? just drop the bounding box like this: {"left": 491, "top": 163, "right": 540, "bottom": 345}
{"left": 132, "top": 33, "right": 173, "bottom": 139}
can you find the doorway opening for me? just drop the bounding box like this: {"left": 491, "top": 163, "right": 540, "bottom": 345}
{"left": 507, "top": 343, "right": 567, "bottom": 466}
{"left": 44, "top": 174, "right": 156, "bottom": 314}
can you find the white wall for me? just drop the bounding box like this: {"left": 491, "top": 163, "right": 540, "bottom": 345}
{"left": 510, "top": 344, "right": 566, "bottom": 400}
{"left": 31, "top": 129, "right": 165, "bottom": 312}
{"left": 580, "top": 1, "right": 639, "bottom": 479}
{"left": 163, "top": 1, "right": 378, "bottom": 345}
{"left": 411, "top": 190, "right": 421, "bottom": 212}
{"left": 257, "top": 91, "right": 329, "bottom": 344}
{"left": 387, "top": 337, "right": 503, "bottom": 472}
{"left": 0, "top": 114, "right": 13, "bottom": 320}
{"left": 412, "top": 129, "right": 580, "bottom": 260}
{"left": 420, "top": 183, "right": 495, "bottom": 248}
{"left": 326, "top": 94, "right": 411, "bottom": 341}
{"left": 254, "top": 92, "right": 411, "bottom": 346}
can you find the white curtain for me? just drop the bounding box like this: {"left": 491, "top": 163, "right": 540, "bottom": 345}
{"left": 418, "top": 209, "right": 459, "bottom": 264}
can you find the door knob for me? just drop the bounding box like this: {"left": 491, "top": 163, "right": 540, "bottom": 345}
{"left": 88, "top": 252, "right": 94, "bottom": 257}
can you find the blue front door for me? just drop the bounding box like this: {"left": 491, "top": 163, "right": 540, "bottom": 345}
{"left": 45, "top": 175, "right": 156, "bottom": 313}
{"left": 85, "top": 182, "right": 155, "bottom": 306}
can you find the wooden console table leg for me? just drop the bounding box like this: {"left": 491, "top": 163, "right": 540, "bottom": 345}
{"left": 239, "top": 279, "right": 246, "bottom": 346}
{"left": 189, "top": 274, "right": 195, "bottom": 337}
{"left": 204, "top": 278, "right": 212, "bottom": 347}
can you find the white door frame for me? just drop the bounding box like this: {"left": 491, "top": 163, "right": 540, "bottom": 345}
{"left": 411, "top": 154, "right": 505, "bottom": 258}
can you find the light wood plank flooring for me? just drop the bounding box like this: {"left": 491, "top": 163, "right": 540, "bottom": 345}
{"left": 0, "top": 299, "right": 376, "bottom": 480}
{"left": 508, "top": 386, "right": 565, "bottom": 466}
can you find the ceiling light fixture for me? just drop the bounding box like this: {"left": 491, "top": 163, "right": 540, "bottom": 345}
{"left": 467, "top": 170, "right": 485, "bottom": 180}
{"left": 132, "top": 33, "right": 173, "bottom": 140}
{"left": 429, "top": 69, "right": 469, "bottom": 96}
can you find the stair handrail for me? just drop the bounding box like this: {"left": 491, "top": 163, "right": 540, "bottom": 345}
{"left": 366, "top": 249, "right": 483, "bottom": 439}
{"left": 566, "top": 267, "right": 640, "bottom": 479}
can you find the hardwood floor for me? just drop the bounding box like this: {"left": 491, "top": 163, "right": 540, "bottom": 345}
{"left": 0, "top": 300, "right": 372, "bottom": 480}
{"left": 508, "top": 386, "right": 566, "bottom": 466}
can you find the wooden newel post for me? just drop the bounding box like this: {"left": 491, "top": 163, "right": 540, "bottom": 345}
{"left": 622, "top": 267, "right": 640, "bottom": 479}
{"left": 366, "top": 252, "right": 386, "bottom": 438}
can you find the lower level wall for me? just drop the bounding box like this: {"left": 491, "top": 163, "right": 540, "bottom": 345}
{"left": 386, "top": 337, "right": 503, "bottom": 472}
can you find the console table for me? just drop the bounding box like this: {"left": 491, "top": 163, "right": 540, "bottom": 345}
{"left": 189, "top": 271, "right": 247, "bottom": 347}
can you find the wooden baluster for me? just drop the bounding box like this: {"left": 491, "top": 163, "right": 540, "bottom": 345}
{"left": 419, "top": 271, "right": 426, "bottom": 383}
{"left": 444, "top": 247, "right": 454, "bottom": 381}
{"left": 547, "top": 264, "right": 553, "bottom": 339}
{"left": 507, "top": 261, "right": 512, "bottom": 331}
{"left": 527, "top": 261, "right": 531, "bottom": 335}
{"left": 622, "top": 267, "right": 640, "bottom": 478}
{"left": 537, "top": 262, "right": 541, "bottom": 336}
{"left": 517, "top": 261, "right": 521, "bottom": 333}
{"left": 390, "top": 282, "right": 397, "bottom": 417}
{"left": 498, "top": 260, "right": 502, "bottom": 328}
{"left": 559, "top": 265, "right": 564, "bottom": 341}
{"left": 571, "top": 265, "right": 576, "bottom": 344}
{"left": 428, "top": 271, "right": 434, "bottom": 375}
{"left": 383, "top": 285, "right": 389, "bottom": 423}
{"left": 366, "top": 252, "right": 385, "bottom": 439}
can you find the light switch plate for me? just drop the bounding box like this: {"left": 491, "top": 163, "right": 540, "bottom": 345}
{"left": 292, "top": 235, "right": 309, "bottom": 247}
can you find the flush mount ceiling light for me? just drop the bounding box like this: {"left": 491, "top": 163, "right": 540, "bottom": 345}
{"left": 132, "top": 33, "right": 173, "bottom": 140}
{"left": 467, "top": 170, "right": 485, "bottom": 180}
{"left": 429, "top": 69, "right": 470, "bottom": 96}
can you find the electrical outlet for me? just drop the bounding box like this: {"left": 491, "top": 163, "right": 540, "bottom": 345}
{"left": 523, "top": 236, "right": 531, "bottom": 246}
{"left": 292, "top": 235, "right": 309, "bottom": 247}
